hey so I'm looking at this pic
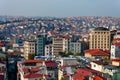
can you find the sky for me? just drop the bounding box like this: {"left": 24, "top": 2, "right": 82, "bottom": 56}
{"left": 0, "top": 0, "right": 120, "bottom": 17}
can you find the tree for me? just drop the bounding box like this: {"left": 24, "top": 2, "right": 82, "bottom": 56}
{"left": 59, "top": 52, "right": 65, "bottom": 56}
{"left": 66, "top": 51, "right": 73, "bottom": 55}
{"left": 59, "top": 51, "right": 74, "bottom": 57}
{"left": 74, "top": 53, "right": 84, "bottom": 56}
{"left": 59, "top": 52, "right": 68, "bottom": 57}
{"left": 61, "top": 77, "right": 65, "bottom": 80}
{"left": 28, "top": 53, "right": 35, "bottom": 60}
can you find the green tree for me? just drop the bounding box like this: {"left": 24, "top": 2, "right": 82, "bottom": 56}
{"left": 59, "top": 52, "right": 65, "bottom": 56}
{"left": 61, "top": 77, "right": 65, "bottom": 80}
{"left": 66, "top": 51, "right": 73, "bottom": 55}
{"left": 28, "top": 53, "right": 35, "bottom": 60}
{"left": 74, "top": 53, "right": 84, "bottom": 56}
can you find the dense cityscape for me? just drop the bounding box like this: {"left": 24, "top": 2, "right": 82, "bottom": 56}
{"left": 0, "top": 16, "right": 120, "bottom": 80}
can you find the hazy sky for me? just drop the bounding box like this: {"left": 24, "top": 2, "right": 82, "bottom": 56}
{"left": 0, "top": 0, "right": 120, "bottom": 17}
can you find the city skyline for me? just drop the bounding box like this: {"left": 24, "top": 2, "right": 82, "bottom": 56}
{"left": 0, "top": 0, "right": 120, "bottom": 17}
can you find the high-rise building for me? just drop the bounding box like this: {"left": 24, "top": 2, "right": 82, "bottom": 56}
{"left": 111, "top": 30, "right": 120, "bottom": 59}
{"left": 45, "top": 44, "right": 53, "bottom": 56}
{"left": 24, "top": 40, "right": 36, "bottom": 59}
{"left": 52, "top": 36, "right": 64, "bottom": 56}
{"left": 69, "top": 42, "right": 81, "bottom": 54}
{"left": 89, "top": 27, "right": 110, "bottom": 50}
{"left": 37, "top": 33, "right": 47, "bottom": 56}
{"left": 52, "top": 35, "right": 70, "bottom": 56}
{"left": 111, "top": 43, "right": 120, "bottom": 59}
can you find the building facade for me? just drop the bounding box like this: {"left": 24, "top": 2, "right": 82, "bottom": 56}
{"left": 89, "top": 27, "right": 111, "bottom": 50}
{"left": 45, "top": 44, "right": 53, "bottom": 56}
{"left": 24, "top": 40, "right": 36, "bottom": 59}
{"left": 37, "top": 34, "right": 47, "bottom": 56}
{"left": 69, "top": 42, "right": 81, "bottom": 54}
{"left": 111, "top": 43, "right": 120, "bottom": 59}
{"left": 52, "top": 35, "right": 70, "bottom": 56}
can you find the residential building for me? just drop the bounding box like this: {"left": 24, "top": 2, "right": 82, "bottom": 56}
{"left": 111, "top": 30, "right": 120, "bottom": 59}
{"left": 52, "top": 36, "right": 63, "bottom": 56}
{"left": 111, "top": 43, "right": 120, "bottom": 59}
{"left": 24, "top": 40, "right": 36, "bottom": 59}
{"left": 69, "top": 42, "right": 81, "bottom": 54}
{"left": 59, "top": 57, "right": 78, "bottom": 66}
{"left": 37, "top": 33, "right": 47, "bottom": 56}
{"left": 112, "top": 58, "right": 120, "bottom": 66}
{"left": 58, "top": 66, "right": 73, "bottom": 80}
{"left": 90, "top": 61, "right": 108, "bottom": 72}
{"left": 45, "top": 60, "right": 58, "bottom": 80}
{"left": 52, "top": 35, "right": 70, "bottom": 56}
{"left": 104, "top": 66, "right": 120, "bottom": 80}
{"left": 90, "top": 60, "right": 120, "bottom": 80}
{"left": 89, "top": 27, "right": 111, "bottom": 50}
{"left": 72, "top": 68, "right": 107, "bottom": 80}
{"left": 17, "top": 60, "right": 58, "bottom": 80}
{"left": 84, "top": 49, "right": 110, "bottom": 60}
{"left": 45, "top": 44, "right": 53, "bottom": 56}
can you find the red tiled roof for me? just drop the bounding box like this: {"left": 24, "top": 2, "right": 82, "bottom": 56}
{"left": 78, "top": 77, "right": 84, "bottom": 80}
{"left": 92, "top": 61, "right": 108, "bottom": 65}
{"left": 113, "top": 43, "right": 120, "bottom": 46}
{"left": 60, "top": 66, "right": 66, "bottom": 70}
{"left": 112, "top": 58, "right": 120, "bottom": 62}
{"left": 0, "top": 41, "right": 4, "bottom": 47}
{"left": 72, "top": 68, "right": 102, "bottom": 80}
{"left": 22, "top": 68, "right": 29, "bottom": 73}
{"left": 72, "top": 68, "right": 90, "bottom": 80}
{"left": 45, "top": 60, "right": 58, "bottom": 67}
{"left": 23, "top": 67, "right": 40, "bottom": 73}
{"left": 64, "top": 35, "right": 71, "bottom": 39}
{"left": 93, "top": 75, "right": 107, "bottom": 80}
{"left": 87, "top": 68, "right": 102, "bottom": 74}
{"left": 55, "top": 35, "right": 63, "bottom": 38}
{"left": 104, "top": 50, "right": 110, "bottom": 53}
{"left": 63, "top": 74, "right": 69, "bottom": 77}
{"left": 72, "top": 72, "right": 87, "bottom": 80}
{"left": 30, "top": 67, "right": 39, "bottom": 72}
{"left": 24, "top": 74, "right": 46, "bottom": 78}
{"left": 24, "top": 60, "right": 44, "bottom": 63}
{"left": 84, "top": 49, "right": 109, "bottom": 56}
{"left": 112, "top": 38, "right": 120, "bottom": 43}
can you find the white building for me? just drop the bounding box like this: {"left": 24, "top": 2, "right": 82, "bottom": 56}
{"left": 90, "top": 61, "right": 104, "bottom": 72}
{"left": 69, "top": 42, "right": 81, "bottom": 54}
{"left": 52, "top": 35, "right": 70, "bottom": 56}
{"left": 59, "top": 57, "right": 78, "bottom": 66}
{"left": 111, "top": 43, "right": 120, "bottom": 59}
{"left": 45, "top": 44, "right": 53, "bottom": 56}
{"left": 24, "top": 40, "right": 36, "bottom": 59}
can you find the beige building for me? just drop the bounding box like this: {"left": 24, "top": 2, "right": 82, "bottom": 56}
{"left": 58, "top": 66, "right": 72, "bottom": 80}
{"left": 24, "top": 40, "right": 36, "bottom": 59}
{"left": 59, "top": 57, "right": 78, "bottom": 66}
{"left": 84, "top": 49, "right": 110, "bottom": 60}
{"left": 45, "top": 44, "right": 53, "bottom": 56}
{"left": 112, "top": 58, "right": 120, "bottom": 66}
{"left": 89, "top": 27, "right": 111, "bottom": 50}
{"left": 52, "top": 35, "right": 70, "bottom": 56}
